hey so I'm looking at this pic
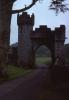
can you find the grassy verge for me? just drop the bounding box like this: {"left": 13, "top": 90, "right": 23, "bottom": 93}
{"left": 35, "top": 57, "right": 52, "bottom": 65}
{"left": 7, "top": 65, "right": 32, "bottom": 80}
{"left": 0, "top": 57, "right": 51, "bottom": 83}
{"left": 0, "top": 65, "right": 32, "bottom": 84}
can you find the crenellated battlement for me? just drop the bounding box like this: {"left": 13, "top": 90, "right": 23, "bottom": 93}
{"left": 31, "top": 25, "right": 51, "bottom": 34}
{"left": 17, "top": 12, "right": 34, "bottom": 26}
{"left": 55, "top": 25, "right": 65, "bottom": 34}
{"left": 30, "top": 25, "right": 65, "bottom": 39}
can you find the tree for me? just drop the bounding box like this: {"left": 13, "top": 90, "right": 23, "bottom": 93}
{"left": 0, "top": 0, "right": 39, "bottom": 78}
{"left": 49, "top": 0, "right": 69, "bottom": 14}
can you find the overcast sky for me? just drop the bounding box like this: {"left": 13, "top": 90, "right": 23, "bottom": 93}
{"left": 10, "top": 0, "right": 69, "bottom": 44}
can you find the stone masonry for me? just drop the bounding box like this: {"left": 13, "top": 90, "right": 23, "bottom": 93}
{"left": 11, "top": 12, "right": 66, "bottom": 68}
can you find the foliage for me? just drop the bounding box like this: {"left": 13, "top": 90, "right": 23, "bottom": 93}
{"left": 0, "top": 65, "right": 31, "bottom": 83}
{"left": 36, "top": 46, "right": 51, "bottom": 57}
{"left": 12, "top": 0, "right": 69, "bottom": 14}
{"left": 35, "top": 46, "right": 52, "bottom": 65}
{"left": 7, "top": 65, "right": 31, "bottom": 80}
{"left": 49, "top": 0, "right": 69, "bottom": 14}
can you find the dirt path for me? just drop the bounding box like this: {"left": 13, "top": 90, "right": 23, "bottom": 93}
{"left": 0, "top": 65, "right": 69, "bottom": 100}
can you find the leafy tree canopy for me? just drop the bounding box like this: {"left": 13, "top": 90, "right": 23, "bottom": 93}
{"left": 50, "top": 0, "right": 69, "bottom": 14}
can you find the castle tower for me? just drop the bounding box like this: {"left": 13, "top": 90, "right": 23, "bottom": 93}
{"left": 17, "top": 12, "right": 34, "bottom": 68}
{"left": 54, "top": 25, "right": 65, "bottom": 65}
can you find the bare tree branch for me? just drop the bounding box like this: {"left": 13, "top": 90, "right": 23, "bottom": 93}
{"left": 12, "top": 0, "right": 39, "bottom": 14}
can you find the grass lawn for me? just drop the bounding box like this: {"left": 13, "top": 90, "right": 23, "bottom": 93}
{"left": 0, "top": 57, "right": 51, "bottom": 83}
{"left": 0, "top": 65, "right": 32, "bottom": 83}
{"left": 7, "top": 65, "right": 32, "bottom": 80}
{"left": 35, "top": 57, "right": 52, "bottom": 65}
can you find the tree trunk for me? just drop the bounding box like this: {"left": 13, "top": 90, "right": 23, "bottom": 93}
{"left": 0, "top": 0, "right": 13, "bottom": 78}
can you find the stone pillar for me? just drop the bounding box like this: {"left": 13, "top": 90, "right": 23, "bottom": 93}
{"left": 17, "top": 12, "right": 34, "bottom": 68}
{"left": 50, "top": 25, "right": 66, "bottom": 84}
{"left": 54, "top": 25, "right": 65, "bottom": 66}
{"left": 0, "top": 0, "right": 13, "bottom": 77}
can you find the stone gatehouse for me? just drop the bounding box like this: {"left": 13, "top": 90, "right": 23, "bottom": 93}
{"left": 9, "top": 12, "right": 65, "bottom": 68}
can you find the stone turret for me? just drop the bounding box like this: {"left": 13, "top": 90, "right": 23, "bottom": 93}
{"left": 17, "top": 12, "right": 34, "bottom": 68}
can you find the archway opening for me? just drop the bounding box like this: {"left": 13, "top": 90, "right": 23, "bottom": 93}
{"left": 35, "top": 45, "right": 52, "bottom": 68}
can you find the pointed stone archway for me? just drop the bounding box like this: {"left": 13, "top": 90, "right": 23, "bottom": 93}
{"left": 30, "top": 26, "right": 55, "bottom": 67}
{"left": 34, "top": 45, "right": 52, "bottom": 69}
